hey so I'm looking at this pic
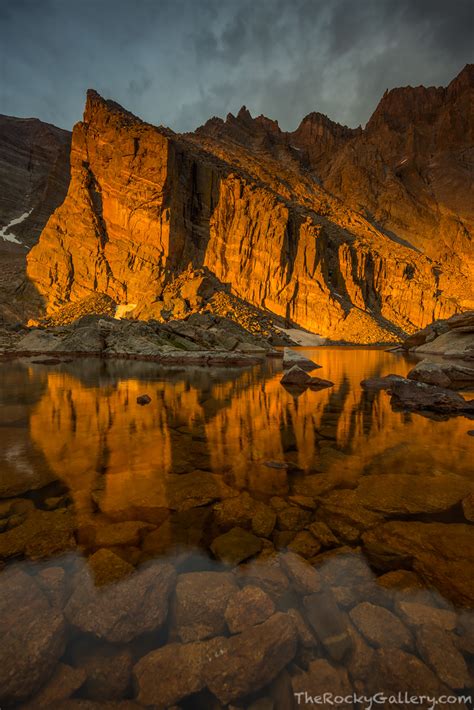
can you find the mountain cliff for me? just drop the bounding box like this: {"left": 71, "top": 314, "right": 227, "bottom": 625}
{"left": 0, "top": 115, "right": 71, "bottom": 248}
{"left": 25, "top": 67, "right": 474, "bottom": 342}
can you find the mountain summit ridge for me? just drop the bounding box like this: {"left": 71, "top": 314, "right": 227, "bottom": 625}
{"left": 8, "top": 65, "right": 474, "bottom": 341}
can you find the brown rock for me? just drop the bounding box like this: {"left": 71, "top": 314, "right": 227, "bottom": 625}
{"left": 72, "top": 644, "right": 133, "bottom": 701}
{"left": 175, "top": 571, "right": 237, "bottom": 641}
{"left": 282, "top": 349, "right": 320, "bottom": 371}
{"left": 462, "top": 492, "right": 474, "bottom": 521}
{"left": 416, "top": 625, "right": 471, "bottom": 689}
{"left": 65, "top": 561, "right": 176, "bottom": 642}
{"left": 277, "top": 505, "right": 312, "bottom": 531}
{"left": 389, "top": 379, "right": 474, "bottom": 414}
{"left": 211, "top": 526, "right": 263, "bottom": 565}
{"left": 0, "top": 568, "right": 66, "bottom": 705}
{"left": 366, "top": 648, "right": 451, "bottom": 698}
{"left": 87, "top": 548, "right": 135, "bottom": 587}
{"left": 279, "top": 551, "right": 321, "bottom": 594}
{"left": 349, "top": 601, "right": 412, "bottom": 650}
{"left": 0, "top": 508, "right": 75, "bottom": 560}
{"left": 225, "top": 585, "right": 275, "bottom": 633}
{"left": 363, "top": 521, "right": 474, "bottom": 606}
{"left": 202, "top": 612, "right": 298, "bottom": 704}
{"left": 292, "top": 660, "right": 353, "bottom": 707}
{"left": 395, "top": 600, "right": 457, "bottom": 631}
{"left": 280, "top": 366, "right": 312, "bottom": 386}
{"left": 355, "top": 473, "right": 472, "bottom": 515}
{"left": 234, "top": 560, "right": 290, "bottom": 603}
{"left": 21, "top": 663, "right": 86, "bottom": 709}
{"left": 287, "top": 530, "right": 321, "bottom": 558}
{"left": 307, "top": 521, "right": 339, "bottom": 548}
{"left": 303, "top": 590, "right": 352, "bottom": 661}
{"left": 36, "top": 566, "right": 68, "bottom": 608}
{"left": 133, "top": 638, "right": 222, "bottom": 709}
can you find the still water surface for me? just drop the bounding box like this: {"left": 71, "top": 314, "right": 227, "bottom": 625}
{"left": 0, "top": 349, "right": 473, "bottom": 708}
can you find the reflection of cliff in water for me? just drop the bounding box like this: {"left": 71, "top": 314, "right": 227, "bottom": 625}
{"left": 23, "top": 349, "right": 474, "bottom": 526}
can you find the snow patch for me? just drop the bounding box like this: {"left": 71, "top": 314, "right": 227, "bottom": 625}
{"left": 0, "top": 209, "right": 33, "bottom": 245}
{"left": 276, "top": 327, "right": 326, "bottom": 346}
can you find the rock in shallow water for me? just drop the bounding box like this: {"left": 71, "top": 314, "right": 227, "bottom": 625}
{"left": 211, "top": 526, "right": 263, "bottom": 565}
{"left": 282, "top": 348, "right": 320, "bottom": 371}
{"left": 349, "top": 601, "right": 412, "bottom": 650}
{"left": 175, "top": 571, "right": 238, "bottom": 642}
{"left": 203, "top": 612, "right": 298, "bottom": 704}
{"left": 225, "top": 585, "right": 275, "bottom": 633}
{"left": 363, "top": 521, "right": 474, "bottom": 606}
{"left": 65, "top": 560, "right": 176, "bottom": 642}
{"left": 0, "top": 568, "right": 66, "bottom": 705}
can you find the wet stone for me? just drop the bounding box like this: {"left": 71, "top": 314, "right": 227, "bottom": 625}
{"left": 234, "top": 560, "right": 290, "bottom": 603}
{"left": 279, "top": 551, "right": 321, "bottom": 594}
{"left": 202, "top": 612, "right": 298, "bottom": 705}
{"left": 175, "top": 570, "right": 238, "bottom": 642}
{"left": 71, "top": 643, "right": 133, "bottom": 701}
{"left": 287, "top": 608, "right": 318, "bottom": 648}
{"left": 303, "top": 590, "right": 353, "bottom": 662}
{"left": 133, "top": 637, "right": 223, "bottom": 709}
{"left": 292, "top": 660, "right": 353, "bottom": 708}
{"left": 416, "top": 625, "right": 471, "bottom": 689}
{"left": 225, "top": 585, "right": 275, "bottom": 633}
{"left": 306, "top": 521, "right": 339, "bottom": 548}
{"left": 366, "top": 648, "right": 451, "bottom": 699}
{"left": 87, "top": 548, "right": 135, "bottom": 586}
{"left": 287, "top": 530, "right": 321, "bottom": 558}
{"left": 395, "top": 600, "right": 457, "bottom": 630}
{"left": 349, "top": 601, "right": 412, "bottom": 650}
{"left": 0, "top": 568, "right": 66, "bottom": 705}
{"left": 65, "top": 560, "right": 176, "bottom": 642}
{"left": 21, "top": 663, "right": 86, "bottom": 709}
{"left": 0, "top": 508, "right": 76, "bottom": 560}
{"left": 36, "top": 565, "right": 68, "bottom": 608}
{"left": 462, "top": 492, "right": 474, "bottom": 521}
{"left": 277, "top": 505, "right": 312, "bottom": 531}
{"left": 211, "top": 526, "right": 263, "bottom": 565}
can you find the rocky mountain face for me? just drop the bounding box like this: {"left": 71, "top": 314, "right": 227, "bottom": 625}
{"left": 0, "top": 115, "right": 71, "bottom": 247}
{"left": 25, "top": 67, "right": 474, "bottom": 342}
{"left": 0, "top": 115, "right": 71, "bottom": 323}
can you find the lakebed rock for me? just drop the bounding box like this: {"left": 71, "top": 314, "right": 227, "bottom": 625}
{"left": 175, "top": 571, "right": 238, "bottom": 641}
{"left": 363, "top": 521, "right": 474, "bottom": 606}
{"left": 65, "top": 560, "right": 176, "bottom": 642}
{"left": 0, "top": 568, "right": 66, "bottom": 705}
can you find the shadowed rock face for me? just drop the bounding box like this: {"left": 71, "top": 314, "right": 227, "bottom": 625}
{"left": 0, "top": 114, "right": 71, "bottom": 247}
{"left": 26, "top": 67, "right": 474, "bottom": 342}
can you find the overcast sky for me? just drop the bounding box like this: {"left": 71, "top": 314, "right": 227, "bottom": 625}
{"left": 0, "top": 0, "right": 472, "bottom": 133}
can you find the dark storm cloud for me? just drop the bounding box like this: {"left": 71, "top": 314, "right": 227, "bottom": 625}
{"left": 0, "top": 0, "right": 472, "bottom": 133}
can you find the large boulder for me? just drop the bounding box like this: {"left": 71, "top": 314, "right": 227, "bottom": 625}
{"left": 388, "top": 378, "right": 474, "bottom": 414}
{"left": 362, "top": 521, "right": 474, "bottom": 606}
{"left": 408, "top": 359, "right": 474, "bottom": 389}
{"left": 354, "top": 473, "right": 473, "bottom": 515}
{"left": 0, "top": 568, "right": 66, "bottom": 705}
{"left": 65, "top": 561, "right": 176, "bottom": 642}
{"left": 282, "top": 348, "right": 320, "bottom": 371}
{"left": 202, "top": 612, "right": 298, "bottom": 704}
{"left": 134, "top": 637, "right": 223, "bottom": 709}
{"left": 174, "top": 571, "right": 238, "bottom": 642}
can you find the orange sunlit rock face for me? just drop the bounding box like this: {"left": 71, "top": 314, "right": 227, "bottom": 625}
{"left": 26, "top": 69, "right": 474, "bottom": 342}
{"left": 24, "top": 351, "right": 473, "bottom": 527}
